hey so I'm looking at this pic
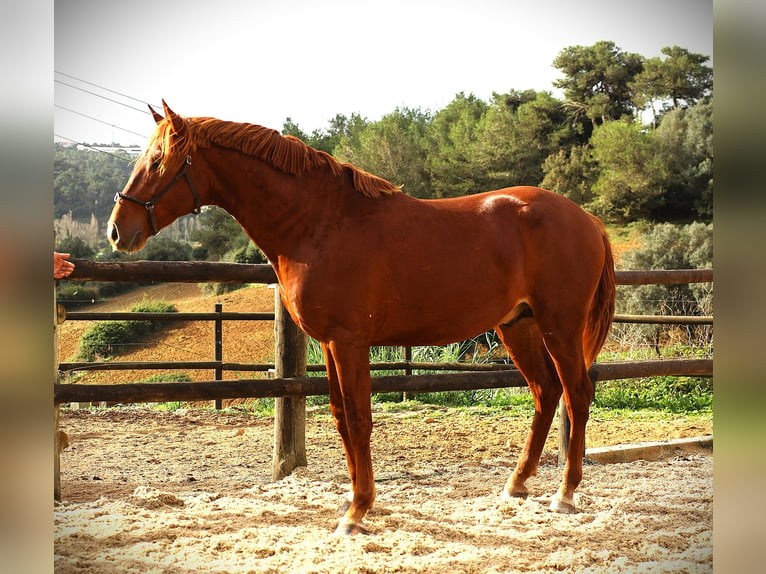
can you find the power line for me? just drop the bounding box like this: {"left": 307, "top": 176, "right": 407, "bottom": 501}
{"left": 54, "top": 71, "right": 161, "bottom": 146}
{"left": 54, "top": 134, "right": 138, "bottom": 164}
{"left": 55, "top": 105, "right": 149, "bottom": 139}
{"left": 55, "top": 78, "right": 151, "bottom": 115}
{"left": 55, "top": 70, "right": 158, "bottom": 109}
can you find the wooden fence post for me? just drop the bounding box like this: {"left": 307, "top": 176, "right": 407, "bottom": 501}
{"left": 272, "top": 288, "right": 308, "bottom": 480}
{"left": 54, "top": 288, "right": 62, "bottom": 501}
{"left": 402, "top": 346, "right": 412, "bottom": 401}
{"left": 214, "top": 303, "right": 223, "bottom": 410}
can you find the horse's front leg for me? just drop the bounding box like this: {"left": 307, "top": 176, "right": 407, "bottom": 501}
{"left": 325, "top": 340, "right": 374, "bottom": 535}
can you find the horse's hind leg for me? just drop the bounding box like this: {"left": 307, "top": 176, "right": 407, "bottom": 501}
{"left": 495, "top": 319, "right": 562, "bottom": 500}
{"left": 539, "top": 327, "right": 594, "bottom": 514}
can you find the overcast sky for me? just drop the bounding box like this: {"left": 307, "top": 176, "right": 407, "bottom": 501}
{"left": 54, "top": 0, "right": 713, "bottom": 147}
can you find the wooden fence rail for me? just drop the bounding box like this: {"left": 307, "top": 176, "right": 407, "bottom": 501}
{"left": 65, "top": 259, "right": 713, "bottom": 286}
{"left": 55, "top": 359, "right": 712, "bottom": 405}
{"left": 54, "top": 260, "right": 713, "bottom": 499}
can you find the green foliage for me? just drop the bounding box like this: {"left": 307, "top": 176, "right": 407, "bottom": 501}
{"left": 630, "top": 46, "right": 713, "bottom": 115}
{"left": 588, "top": 120, "right": 668, "bottom": 221}
{"left": 335, "top": 107, "right": 431, "bottom": 198}
{"left": 138, "top": 236, "right": 192, "bottom": 261}
{"left": 552, "top": 41, "right": 644, "bottom": 127}
{"left": 652, "top": 100, "right": 713, "bottom": 219}
{"left": 474, "top": 90, "right": 582, "bottom": 189}
{"left": 190, "top": 207, "right": 250, "bottom": 260}
{"left": 594, "top": 376, "right": 713, "bottom": 413}
{"left": 196, "top": 243, "right": 266, "bottom": 295}
{"left": 129, "top": 299, "right": 178, "bottom": 315}
{"left": 76, "top": 299, "right": 177, "bottom": 361}
{"left": 56, "top": 284, "right": 101, "bottom": 306}
{"left": 76, "top": 321, "right": 144, "bottom": 361}
{"left": 198, "top": 282, "right": 246, "bottom": 296}
{"left": 616, "top": 222, "right": 713, "bottom": 351}
{"left": 54, "top": 145, "right": 135, "bottom": 220}
{"left": 540, "top": 144, "right": 599, "bottom": 205}
{"left": 55, "top": 235, "right": 95, "bottom": 259}
{"left": 142, "top": 372, "right": 192, "bottom": 382}
{"left": 231, "top": 243, "right": 267, "bottom": 264}
{"left": 424, "top": 92, "right": 488, "bottom": 198}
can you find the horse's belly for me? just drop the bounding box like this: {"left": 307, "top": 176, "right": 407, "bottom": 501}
{"left": 369, "top": 288, "right": 515, "bottom": 346}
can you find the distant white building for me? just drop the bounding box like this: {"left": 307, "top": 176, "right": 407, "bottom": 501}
{"left": 76, "top": 144, "right": 143, "bottom": 156}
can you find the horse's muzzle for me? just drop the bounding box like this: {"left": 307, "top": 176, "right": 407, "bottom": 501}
{"left": 107, "top": 221, "right": 144, "bottom": 252}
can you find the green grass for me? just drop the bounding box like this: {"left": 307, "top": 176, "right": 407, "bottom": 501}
{"left": 594, "top": 376, "right": 712, "bottom": 414}
{"left": 303, "top": 335, "right": 713, "bottom": 415}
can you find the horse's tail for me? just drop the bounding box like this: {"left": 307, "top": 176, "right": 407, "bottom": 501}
{"left": 583, "top": 219, "right": 616, "bottom": 366}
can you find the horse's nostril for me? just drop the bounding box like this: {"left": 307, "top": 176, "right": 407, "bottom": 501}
{"left": 108, "top": 222, "right": 119, "bottom": 244}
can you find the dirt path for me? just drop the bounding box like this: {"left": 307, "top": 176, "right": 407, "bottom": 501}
{"left": 55, "top": 406, "right": 712, "bottom": 573}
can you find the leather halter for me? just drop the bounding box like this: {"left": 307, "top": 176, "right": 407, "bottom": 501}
{"left": 114, "top": 155, "right": 201, "bottom": 235}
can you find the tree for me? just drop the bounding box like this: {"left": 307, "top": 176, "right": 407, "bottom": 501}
{"left": 283, "top": 113, "right": 369, "bottom": 155}
{"left": 631, "top": 46, "right": 713, "bottom": 118}
{"left": 55, "top": 235, "right": 95, "bottom": 259}
{"left": 189, "top": 206, "right": 249, "bottom": 260}
{"left": 334, "top": 107, "right": 432, "bottom": 198}
{"left": 540, "top": 144, "right": 599, "bottom": 205}
{"left": 553, "top": 41, "right": 644, "bottom": 129}
{"left": 281, "top": 117, "right": 308, "bottom": 141}
{"left": 474, "top": 90, "right": 581, "bottom": 189}
{"left": 139, "top": 236, "right": 192, "bottom": 261}
{"left": 588, "top": 120, "right": 667, "bottom": 222}
{"left": 651, "top": 100, "right": 713, "bottom": 220}
{"left": 423, "top": 92, "right": 488, "bottom": 198}
{"left": 54, "top": 144, "right": 134, "bottom": 221}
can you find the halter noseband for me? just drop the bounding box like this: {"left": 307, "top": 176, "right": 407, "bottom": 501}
{"left": 114, "top": 155, "right": 201, "bottom": 235}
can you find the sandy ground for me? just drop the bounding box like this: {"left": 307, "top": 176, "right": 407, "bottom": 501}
{"left": 55, "top": 406, "right": 712, "bottom": 573}
{"left": 55, "top": 283, "right": 713, "bottom": 572}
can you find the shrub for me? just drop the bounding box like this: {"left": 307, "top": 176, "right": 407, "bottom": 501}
{"left": 139, "top": 236, "right": 192, "bottom": 261}
{"left": 56, "top": 284, "right": 100, "bottom": 306}
{"left": 141, "top": 372, "right": 192, "bottom": 383}
{"left": 75, "top": 299, "right": 177, "bottom": 360}
{"left": 77, "top": 321, "right": 145, "bottom": 360}
{"left": 55, "top": 235, "right": 95, "bottom": 259}
{"left": 198, "top": 282, "right": 246, "bottom": 295}
{"left": 232, "top": 243, "right": 267, "bottom": 264}
{"left": 616, "top": 222, "right": 713, "bottom": 353}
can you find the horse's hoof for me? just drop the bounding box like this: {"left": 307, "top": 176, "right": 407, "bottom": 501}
{"left": 501, "top": 489, "right": 528, "bottom": 501}
{"left": 549, "top": 496, "right": 577, "bottom": 514}
{"left": 334, "top": 519, "right": 368, "bottom": 536}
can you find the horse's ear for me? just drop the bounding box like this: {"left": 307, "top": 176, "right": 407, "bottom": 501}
{"left": 148, "top": 104, "right": 164, "bottom": 124}
{"left": 162, "top": 99, "right": 185, "bottom": 135}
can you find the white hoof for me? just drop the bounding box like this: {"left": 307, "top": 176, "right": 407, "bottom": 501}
{"left": 549, "top": 495, "right": 577, "bottom": 514}
{"left": 334, "top": 517, "right": 368, "bottom": 536}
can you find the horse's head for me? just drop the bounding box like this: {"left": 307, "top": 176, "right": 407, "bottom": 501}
{"left": 107, "top": 101, "right": 202, "bottom": 252}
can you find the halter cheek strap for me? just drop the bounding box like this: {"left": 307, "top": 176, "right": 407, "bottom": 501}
{"left": 114, "top": 155, "right": 201, "bottom": 235}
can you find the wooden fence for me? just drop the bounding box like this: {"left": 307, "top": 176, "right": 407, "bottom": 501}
{"left": 53, "top": 261, "right": 713, "bottom": 498}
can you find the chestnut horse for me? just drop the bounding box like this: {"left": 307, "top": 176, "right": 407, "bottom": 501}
{"left": 107, "top": 101, "right": 615, "bottom": 535}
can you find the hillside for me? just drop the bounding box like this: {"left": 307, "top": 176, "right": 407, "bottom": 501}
{"left": 57, "top": 283, "right": 278, "bottom": 386}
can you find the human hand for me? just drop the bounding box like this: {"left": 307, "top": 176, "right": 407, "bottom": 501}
{"left": 54, "top": 252, "right": 75, "bottom": 279}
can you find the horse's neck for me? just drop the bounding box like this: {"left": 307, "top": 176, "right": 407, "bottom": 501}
{"left": 207, "top": 149, "right": 341, "bottom": 263}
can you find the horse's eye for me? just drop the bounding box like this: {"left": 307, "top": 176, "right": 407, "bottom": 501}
{"left": 150, "top": 158, "right": 161, "bottom": 171}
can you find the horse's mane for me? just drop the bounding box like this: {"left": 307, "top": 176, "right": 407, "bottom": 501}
{"left": 151, "top": 116, "right": 401, "bottom": 199}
